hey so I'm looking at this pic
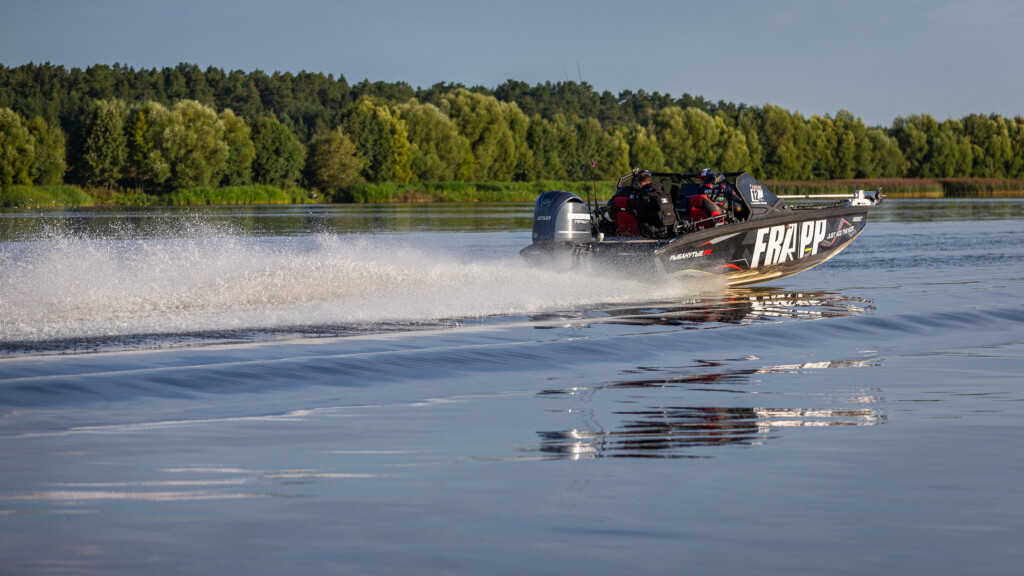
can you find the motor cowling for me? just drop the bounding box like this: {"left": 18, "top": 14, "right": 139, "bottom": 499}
{"left": 531, "top": 191, "right": 593, "bottom": 245}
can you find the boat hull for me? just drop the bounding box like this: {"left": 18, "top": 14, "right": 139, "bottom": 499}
{"left": 655, "top": 205, "right": 869, "bottom": 286}
{"left": 522, "top": 205, "right": 870, "bottom": 287}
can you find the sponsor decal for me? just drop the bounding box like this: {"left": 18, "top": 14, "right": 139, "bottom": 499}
{"left": 820, "top": 219, "right": 856, "bottom": 247}
{"left": 750, "top": 219, "right": 828, "bottom": 268}
{"left": 669, "top": 248, "right": 712, "bottom": 261}
{"left": 852, "top": 216, "right": 864, "bottom": 222}
{"left": 749, "top": 185, "right": 767, "bottom": 205}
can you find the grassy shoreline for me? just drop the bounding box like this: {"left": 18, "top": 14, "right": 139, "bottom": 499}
{"left": 3, "top": 179, "right": 1024, "bottom": 208}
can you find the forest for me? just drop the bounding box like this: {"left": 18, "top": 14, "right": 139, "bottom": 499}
{"left": 2, "top": 62, "right": 1023, "bottom": 201}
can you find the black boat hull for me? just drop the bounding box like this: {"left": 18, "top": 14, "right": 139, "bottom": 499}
{"left": 655, "top": 205, "right": 868, "bottom": 286}
{"left": 522, "top": 170, "right": 879, "bottom": 287}
{"left": 522, "top": 205, "right": 869, "bottom": 287}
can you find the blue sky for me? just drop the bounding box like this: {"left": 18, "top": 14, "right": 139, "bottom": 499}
{"left": 2, "top": 0, "right": 1022, "bottom": 127}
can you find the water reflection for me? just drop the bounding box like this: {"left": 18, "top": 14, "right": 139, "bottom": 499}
{"left": 5, "top": 199, "right": 1023, "bottom": 241}
{"left": 531, "top": 359, "right": 885, "bottom": 460}
{"left": 532, "top": 288, "right": 874, "bottom": 328}
{"left": 868, "top": 198, "right": 1024, "bottom": 222}
{"left": 0, "top": 203, "right": 536, "bottom": 240}
{"left": 1, "top": 466, "right": 383, "bottom": 511}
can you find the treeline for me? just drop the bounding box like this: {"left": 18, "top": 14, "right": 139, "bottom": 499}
{"left": 2, "top": 62, "right": 1024, "bottom": 199}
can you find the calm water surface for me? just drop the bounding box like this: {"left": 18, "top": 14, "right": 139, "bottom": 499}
{"left": 1, "top": 199, "right": 1023, "bottom": 575}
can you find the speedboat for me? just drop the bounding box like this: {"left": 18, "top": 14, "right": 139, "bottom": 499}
{"left": 520, "top": 170, "right": 883, "bottom": 286}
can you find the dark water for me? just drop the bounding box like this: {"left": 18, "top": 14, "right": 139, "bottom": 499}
{"left": 1, "top": 200, "right": 1023, "bottom": 575}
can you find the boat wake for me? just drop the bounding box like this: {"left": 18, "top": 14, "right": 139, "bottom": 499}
{"left": 1, "top": 227, "right": 720, "bottom": 352}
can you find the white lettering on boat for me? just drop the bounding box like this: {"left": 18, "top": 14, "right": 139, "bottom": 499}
{"left": 669, "top": 249, "right": 712, "bottom": 261}
{"left": 751, "top": 219, "right": 828, "bottom": 268}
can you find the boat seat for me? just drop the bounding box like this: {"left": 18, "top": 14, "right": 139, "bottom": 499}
{"left": 612, "top": 196, "right": 641, "bottom": 237}
{"left": 687, "top": 194, "right": 725, "bottom": 229}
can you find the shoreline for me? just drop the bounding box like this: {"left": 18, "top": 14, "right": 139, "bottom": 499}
{"left": 3, "top": 180, "right": 1024, "bottom": 208}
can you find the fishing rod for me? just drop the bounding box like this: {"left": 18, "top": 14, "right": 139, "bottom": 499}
{"left": 564, "top": 63, "right": 598, "bottom": 233}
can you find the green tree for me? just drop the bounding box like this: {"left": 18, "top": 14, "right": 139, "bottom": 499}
{"left": 398, "top": 100, "right": 472, "bottom": 181}
{"left": 963, "top": 113, "right": 1012, "bottom": 177}
{"left": 891, "top": 114, "right": 937, "bottom": 178}
{"left": 807, "top": 115, "right": 836, "bottom": 178}
{"left": 622, "top": 123, "right": 666, "bottom": 173}
{"left": 864, "top": 128, "right": 905, "bottom": 177}
{"left": 25, "top": 116, "right": 65, "bottom": 185}
{"left": 251, "top": 115, "right": 305, "bottom": 186}
{"left": 543, "top": 113, "right": 580, "bottom": 180}
{"left": 757, "top": 104, "right": 812, "bottom": 180}
{"left": 440, "top": 88, "right": 517, "bottom": 181}
{"left": 158, "top": 100, "right": 229, "bottom": 189}
{"left": 126, "top": 101, "right": 171, "bottom": 192}
{"left": 218, "top": 109, "right": 255, "bottom": 185}
{"left": 579, "top": 117, "right": 630, "bottom": 180}
{"left": 503, "top": 101, "right": 533, "bottom": 181}
{"left": 737, "top": 108, "right": 765, "bottom": 178}
{"left": 343, "top": 96, "right": 412, "bottom": 182}
{"left": 220, "top": 71, "right": 263, "bottom": 119}
{"left": 715, "top": 115, "right": 753, "bottom": 173}
{"left": 303, "top": 127, "right": 365, "bottom": 197}
{"left": 651, "top": 106, "right": 720, "bottom": 171}
{"left": 1008, "top": 117, "right": 1024, "bottom": 178}
{"left": 807, "top": 111, "right": 871, "bottom": 179}
{"left": 0, "top": 107, "right": 35, "bottom": 187}
{"left": 832, "top": 112, "right": 861, "bottom": 179}
{"left": 525, "top": 115, "right": 562, "bottom": 179}
{"left": 925, "top": 119, "right": 973, "bottom": 177}
{"left": 79, "top": 98, "right": 128, "bottom": 189}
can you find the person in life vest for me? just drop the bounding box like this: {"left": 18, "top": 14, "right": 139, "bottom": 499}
{"left": 686, "top": 169, "right": 727, "bottom": 229}
{"left": 698, "top": 168, "right": 747, "bottom": 222}
{"left": 633, "top": 170, "right": 677, "bottom": 238}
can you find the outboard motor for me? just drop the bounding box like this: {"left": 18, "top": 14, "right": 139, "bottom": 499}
{"left": 530, "top": 191, "right": 593, "bottom": 245}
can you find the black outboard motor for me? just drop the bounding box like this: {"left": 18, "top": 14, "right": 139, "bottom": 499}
{"left": 530, "top": 191, "right": 593, "bottom": 245}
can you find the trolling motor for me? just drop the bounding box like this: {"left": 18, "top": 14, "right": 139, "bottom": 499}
{"left": 850, "top": 188, "right": 885, "bottom": 206}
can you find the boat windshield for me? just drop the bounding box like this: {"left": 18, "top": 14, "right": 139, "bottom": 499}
{"left": 616, "top": 173, "right": 636, "bottom": 190}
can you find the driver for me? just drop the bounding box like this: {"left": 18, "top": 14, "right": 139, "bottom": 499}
{"left": 700, "top": 168, "right": 746, "bottom": 221}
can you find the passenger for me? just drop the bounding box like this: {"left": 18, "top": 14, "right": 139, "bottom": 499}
{"left": 633, "top": 170, "right": 677, "bottom": 238}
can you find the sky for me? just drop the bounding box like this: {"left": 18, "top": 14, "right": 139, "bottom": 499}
{"left": 2, "top": 0, "right": 1022, "bottom": 127}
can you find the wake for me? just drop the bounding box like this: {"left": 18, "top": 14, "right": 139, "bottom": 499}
{"left": 1, "top": 225, "right": 717, "bottom": 344}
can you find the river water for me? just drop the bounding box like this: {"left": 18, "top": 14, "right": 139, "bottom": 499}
{"left": 1, "top": 199, "right": 1023, "bottom": 575}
